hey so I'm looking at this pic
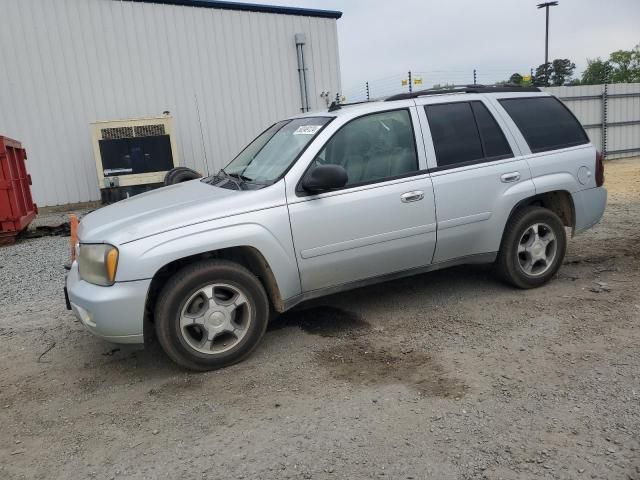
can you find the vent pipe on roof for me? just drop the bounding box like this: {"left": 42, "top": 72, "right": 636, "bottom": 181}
{"left": 295, "top": 33, "right": 310, "bottom": 112}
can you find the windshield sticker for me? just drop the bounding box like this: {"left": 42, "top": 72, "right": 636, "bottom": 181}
{"left": 293, "top": 125, "right": 322, "bottom": 135}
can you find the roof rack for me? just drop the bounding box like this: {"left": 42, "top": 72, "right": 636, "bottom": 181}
{"left": 328, "top": 100, "right": 370, "bottom": 112}
{"left": 384, "top": 84, "right": 541, "bottom": 101}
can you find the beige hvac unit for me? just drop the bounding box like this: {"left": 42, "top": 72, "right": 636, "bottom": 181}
{"left": 90, "top": 115, "right": 179, "bottom": 203}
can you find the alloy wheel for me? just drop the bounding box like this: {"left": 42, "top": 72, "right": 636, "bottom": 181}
{"left": 516, "top": 222, "right": 558, "bottom": 277}
{"left": 179, "top": 283, "right": 252, "bottom": 355}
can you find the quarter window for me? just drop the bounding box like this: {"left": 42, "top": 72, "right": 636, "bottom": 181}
{"left": 425, "top": 101, "right": 513, "bottom": 168}
{"left": 499, "top": 96, "right": 589, "bottom": 153}
{"left": 312, "top": 109, "right": 419, "bottom": 187}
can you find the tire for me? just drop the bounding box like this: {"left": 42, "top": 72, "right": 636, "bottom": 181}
{"left": 154, "top": 260, "right": 269, "bottom": 371}
{"left": 164, "top": 167, "right": 201, "bottom": 186}
{"left": 163, "top": 167, "right": 190, "bottom": 185}
{"left": 496, "top": 206, "right": 567, "bottom": 289}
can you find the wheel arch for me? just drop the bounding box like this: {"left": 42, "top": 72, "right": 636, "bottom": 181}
{"left": 144, "top": 246, "right": 285, "bottom": 337}
{"left": 500, "top": 190, "right": 575, "bottom": 250}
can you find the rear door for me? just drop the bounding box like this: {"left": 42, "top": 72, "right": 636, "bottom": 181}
{"left": 286, "top": 107, "right": 437, "bottom": 293}
{"left": 415, "top": 95, "right": 535, "bottom": 262}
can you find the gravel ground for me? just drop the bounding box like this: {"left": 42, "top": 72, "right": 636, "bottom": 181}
{"left": 1, "top": 158, "right": 639, "bottom": 480}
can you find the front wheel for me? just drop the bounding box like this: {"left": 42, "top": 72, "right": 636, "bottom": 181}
{"left": 496, "top": 206, "right": 567, "bottom": 289}
{"left": 154, "top": 260, "right": 269, "bottom": 371}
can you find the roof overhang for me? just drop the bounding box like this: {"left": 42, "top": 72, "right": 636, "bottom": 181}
{"left": 119, "top": 0, "right": 342, "bottom": 19}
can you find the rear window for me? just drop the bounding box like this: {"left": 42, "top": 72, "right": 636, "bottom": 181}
{"left": 499, "top": 96, "right": 589, "bottom": 153}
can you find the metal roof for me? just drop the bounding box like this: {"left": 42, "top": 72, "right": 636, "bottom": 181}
{"left": 120, "top": 0, "right": 343, "bottom": 19}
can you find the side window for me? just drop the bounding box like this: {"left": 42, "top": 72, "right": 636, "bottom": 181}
{"left": 314, "top": 109, "right": 419, "bottom": 187}
{"left": 471, "top": 102, "right": 513, "bottom": 159}
{"left": 425, "top": 101, "right": 513, "bottom": 169}
{"left": 426, "top": 102, "right": 482, "bottom": 167}
{"left": 499, "top": 96, "right": 589, "bottom": 153}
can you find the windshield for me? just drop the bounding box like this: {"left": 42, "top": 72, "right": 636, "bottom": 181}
{"left": 222, "top": 117, "right": 332, "bottom": 183}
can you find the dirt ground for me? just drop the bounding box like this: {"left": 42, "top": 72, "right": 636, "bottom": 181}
{"left": 1, "top": 158, "right": 639, "bottom": 480}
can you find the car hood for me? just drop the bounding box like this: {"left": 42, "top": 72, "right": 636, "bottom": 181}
{"left": 78, "top": 180, "right": 283, "bottom": 245}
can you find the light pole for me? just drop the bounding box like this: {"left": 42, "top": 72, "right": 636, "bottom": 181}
{"left": 537, "top": 1, "right": 558, "bottom": 86}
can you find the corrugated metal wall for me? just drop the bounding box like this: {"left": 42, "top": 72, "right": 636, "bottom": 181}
{"left": 543, "top": 83, "right": 640, "bottom": 160}
{"left": 0, "top": 0, "right": 341, "bottom": 206}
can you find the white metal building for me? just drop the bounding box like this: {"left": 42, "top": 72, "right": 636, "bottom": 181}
{"left": 0, "top": 0, "right": 342, "bottom": 206}
{"left": 542, "top": 83, "right": 640, "bottom": 161}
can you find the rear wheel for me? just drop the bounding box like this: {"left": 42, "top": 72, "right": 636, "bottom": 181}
{"left": 155, "top": 260, "right": 269, "bottom": 371}
{"left": 496, "top": 206, "right": 567, "bottom": 289}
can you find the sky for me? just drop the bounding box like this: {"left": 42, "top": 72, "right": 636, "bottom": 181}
{"left": 249, "top": 0, "right": 640, "bottom": 98}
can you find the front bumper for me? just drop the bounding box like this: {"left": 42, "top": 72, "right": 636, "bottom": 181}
{"left": 66, "top": 262, "right": 150, "bottom": 344}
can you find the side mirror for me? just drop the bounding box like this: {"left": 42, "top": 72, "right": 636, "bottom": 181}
{"left": 301, "top": 164, "right": 348, "bottom": 193}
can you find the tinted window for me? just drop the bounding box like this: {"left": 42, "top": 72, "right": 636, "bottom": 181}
{"left": 499, "top": 97, "right": 589, "bottom": 153}
{"left": 471, "top": 102, "right": 513, "bottom": 159}
{"left": 313, "top": 109, "right": 418, "bottom": 187}
{"left": 426, "top": 102, "right": 483, "bottom": 167}
{"left": 426, "top": 102, "right": 513, "bottom": 168}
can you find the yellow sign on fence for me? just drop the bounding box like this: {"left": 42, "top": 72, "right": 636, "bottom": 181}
{"left": 402, "top": 78, "right": 423, "bottom": 86}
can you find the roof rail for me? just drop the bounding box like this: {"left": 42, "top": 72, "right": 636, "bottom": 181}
{"left": 328, "top": 100, "right": 371, "bottom": 112}
{"left": 385, "top": 84, "right": 541, "bottom": 101}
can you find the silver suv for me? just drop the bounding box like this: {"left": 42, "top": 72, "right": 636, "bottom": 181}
{"left": 66, "top": 86, "right": 607, "bottom": 371}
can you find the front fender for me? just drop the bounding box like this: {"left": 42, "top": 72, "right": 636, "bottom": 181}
{"left": 115, "top": 206, "right": 302, "bottom": 301}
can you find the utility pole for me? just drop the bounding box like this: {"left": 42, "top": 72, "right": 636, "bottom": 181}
{"left": 537, "top": 1, "right": 558, "bottom": 86}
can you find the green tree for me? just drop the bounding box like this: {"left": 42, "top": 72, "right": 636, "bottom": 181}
{"left": 608, "top": 45, "right": 640, "bottom": 82}
{"left": 581, "top": 58, "right": 612, "bottom": 84}
{"left": 508, "top": 73, "right": 523, "bottom": 85}
{"left": 531, "top": 59, "right": 576, "bottom": 86}
{"left": 550, "top": 59, "right": 576, "bottom": 86}
{"left": 581, "top": 44, "right": 640, "bottom": 84}
{"left": 533, "top": 63, "right": 553, "bottom": 86}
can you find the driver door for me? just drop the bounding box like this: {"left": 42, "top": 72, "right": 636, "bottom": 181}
{"left": 286, "top": 107, "right": 437, "bottom": 293}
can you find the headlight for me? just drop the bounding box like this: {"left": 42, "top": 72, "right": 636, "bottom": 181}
{"left": 78, "top": 244, "right": 119, "bottom": 286}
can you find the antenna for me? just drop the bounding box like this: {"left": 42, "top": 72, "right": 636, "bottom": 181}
{"left": 194, "top": 93, "right": 210, "bottom": 177}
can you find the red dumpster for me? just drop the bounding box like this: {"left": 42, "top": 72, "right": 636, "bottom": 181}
{"left": 0, "top": 136, "right": 38, "bottom": 245}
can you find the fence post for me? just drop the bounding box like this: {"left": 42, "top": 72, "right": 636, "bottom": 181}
{"left": 601, "top": 82, "right": 608, "bottom": 158}
{"left": 366, "top": 81, "right": 370, "bottom": 102}
{"left": 473, "top": 69, "right": 477, "bottom": 85}
{"left": 408, "top": 71, "right": 412, "bottom": 93}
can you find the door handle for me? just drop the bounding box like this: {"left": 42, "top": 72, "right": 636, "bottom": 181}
{"left": 501, "top": 172, "right": 521, "bottom": 183}
{"left": 401, "top": 190, "right": 424, "bottom": 203}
